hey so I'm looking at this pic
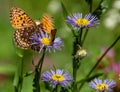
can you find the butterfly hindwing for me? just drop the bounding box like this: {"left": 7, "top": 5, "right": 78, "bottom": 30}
{"left": 50, "top": 29, "right": 57, "bottom": 42}
{"left": 14, "top": 26, "right": 36, "bottom": 49}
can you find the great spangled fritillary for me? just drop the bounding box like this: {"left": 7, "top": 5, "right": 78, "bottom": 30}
{"left": 10, "top": 7, "right": 56, "bottom": 50}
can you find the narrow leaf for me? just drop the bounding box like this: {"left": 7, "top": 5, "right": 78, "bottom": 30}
{"left": 61, "top": 1, "right": 69, "bottom": 19}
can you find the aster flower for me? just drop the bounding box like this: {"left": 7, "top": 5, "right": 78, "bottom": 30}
{"left": 66, "top": 13, "right": 99, "bottom": 30}
{"left": 30, "top": 30, "right": 63, "bottom": 52}
{"left": 41, "top": 69, "right": 73, "bottom": 88}
{"left": 89, "top": 78, "right": 116, "bottom": 92}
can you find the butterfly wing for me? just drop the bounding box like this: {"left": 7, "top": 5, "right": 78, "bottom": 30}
{"left": 39, "top": 14, "right": 57, "bottom": 42}
{"left": 31, "top": 45, "right": 41, "bottom": 52}
{"left": 50, "top": 29, "right": 57, "bottom": 42}
{"left": 10, "top": 7, "right": 36, "bottom": 29}
{"left": 14, "top": 26, "right": 36, "bottom": 49}
{"left": 40, "top": 14, "right": 54, "bottom": 33}
{"left": 10, "top": 7, "right": 37, "bottom": 49}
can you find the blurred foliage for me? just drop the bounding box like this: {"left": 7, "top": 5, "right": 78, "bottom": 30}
{"left": 0, "top": 0, "right": 120, "bottom": 92}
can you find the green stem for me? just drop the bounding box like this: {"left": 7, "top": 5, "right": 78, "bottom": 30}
{"left": 72, "top": 35, "right": 80, "bottom": 92}
{"left": 56, "top": 85, "right": 58, "bottom": 92}
{"left": 82, "top": 29, "right": 88, "bottom": 46}
{"left": 73, "top": 37, "right": 78, "bottom": 81}
{"left": 79, "top": 29, "right": 83, "bottom": 46}
{"left": 72, "top": 27, "right": 84, "bottom": 92}
{"left": 52, "top": 85, "right": 58, "bottom": 92}
{"left": 81, "top": 0, "right": 93, "bottom": 46}
{"left": 19, "top": 57, "right": 24, "bottom": 92}
{"left": 71, "top": 29, "right": 77, "bottom": 37}
{"left": 89, "top": 0, "right": 93, "bottom": 12}
{"left": 33, "top": 48, "right": 46, "bottom": 92}
{"left": 73, "top": 58, "right": 77, "bottom": 82}
{"left": 79, "top": 35, "right": 120, "bottom": 91}
{"left": 33, "top": 68, "right": 40, "bottom": 92}
{"left": 39, "top": 48, "right": 46, "bottom": 76}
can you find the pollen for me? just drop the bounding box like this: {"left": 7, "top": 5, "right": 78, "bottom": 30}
{"left": 52, "top": 74, "right": 65, "bottom": 82}
{"left": 41, "top": 37, "right": 50, "bottom": 45}
{"left": 75, "top": 18, "right": 89, "bottom": 27}
{"left": 96, "top": 83, "right": 108, "bottom": 91}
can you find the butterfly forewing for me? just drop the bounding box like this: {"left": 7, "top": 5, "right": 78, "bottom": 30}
{"left": 40, "top": 14, "right": 54, "bottom": 34}
{"left": 10, "top": 7, "right": 36, "bottom": 29}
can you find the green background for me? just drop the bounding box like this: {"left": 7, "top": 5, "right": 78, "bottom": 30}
{"left": 0, "top": 0, "right": 119, "bottom": 92}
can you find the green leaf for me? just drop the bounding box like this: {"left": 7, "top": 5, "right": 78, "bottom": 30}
{"left": 77, "top": 73, "right": 103, "bottom": 84}
{"left": 24, "top": 71, "right": 33, "bottom": 77}
{"left": 13, "top": 68, "right": 19, "bottom": 90}
{"left": 61, "top": 1, "right": 69, "bottom": 19}
{"left": 86, "top": 73, "right": 103, "bottom": 82}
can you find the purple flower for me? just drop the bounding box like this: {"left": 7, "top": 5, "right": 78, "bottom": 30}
{"left": 41, "top": 69, "right": 73, "bottom": 88}
{"left": 104, "top": 62, "right": 120, "bottom": 76}
{"left": 89, "top": 78, "right": 116, "bottom": 92}
{"left": 30, "top": 31, "right": 63, "bottom": 52}
{"left": 66, "top": 13, "right": 99, "bottom": 30}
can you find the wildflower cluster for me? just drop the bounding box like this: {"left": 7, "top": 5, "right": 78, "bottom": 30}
{"left": 9, "top": 2, "right": 119, "bottom": 92}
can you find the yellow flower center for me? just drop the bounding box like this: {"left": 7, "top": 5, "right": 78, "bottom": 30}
{"left": 75, "top": 18, "right": 89, "bottom": 27}
{"left": 52, "top": 74, "right": 65, "bottom": 82}
{"left": 41, "top": 37, "right": 50, "bottom": 45}
{"left": 96, "top": 83, "right": 108, "bottom": 91}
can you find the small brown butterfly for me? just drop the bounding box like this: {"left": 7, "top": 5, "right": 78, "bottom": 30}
{"left": 9, "top": 7, "right": 56, "bottom": 51}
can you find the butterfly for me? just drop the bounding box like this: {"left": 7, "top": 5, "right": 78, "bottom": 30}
{"left": 9, "top": 7, "right": 56, "bottom": 51}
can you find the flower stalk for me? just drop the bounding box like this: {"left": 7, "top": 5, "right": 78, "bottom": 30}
{"left": 33, "top": 48, "right": 46, "bottom": 92}
{"left": 79, "top": 28, "right": 83, "bottom": 46}
{"left": 82, "top": 29, "right": 88, "bottom": 45}
{"left": 72, "top": 33, "right": 82, "bottom": 92}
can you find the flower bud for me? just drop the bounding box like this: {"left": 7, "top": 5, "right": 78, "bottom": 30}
{"left": 74, "top": 47, "right": 87, "bottom": 59}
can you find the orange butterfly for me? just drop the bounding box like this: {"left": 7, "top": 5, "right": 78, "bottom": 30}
{"left": 9, "top": 7, "right": 56, "bottom": 51}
